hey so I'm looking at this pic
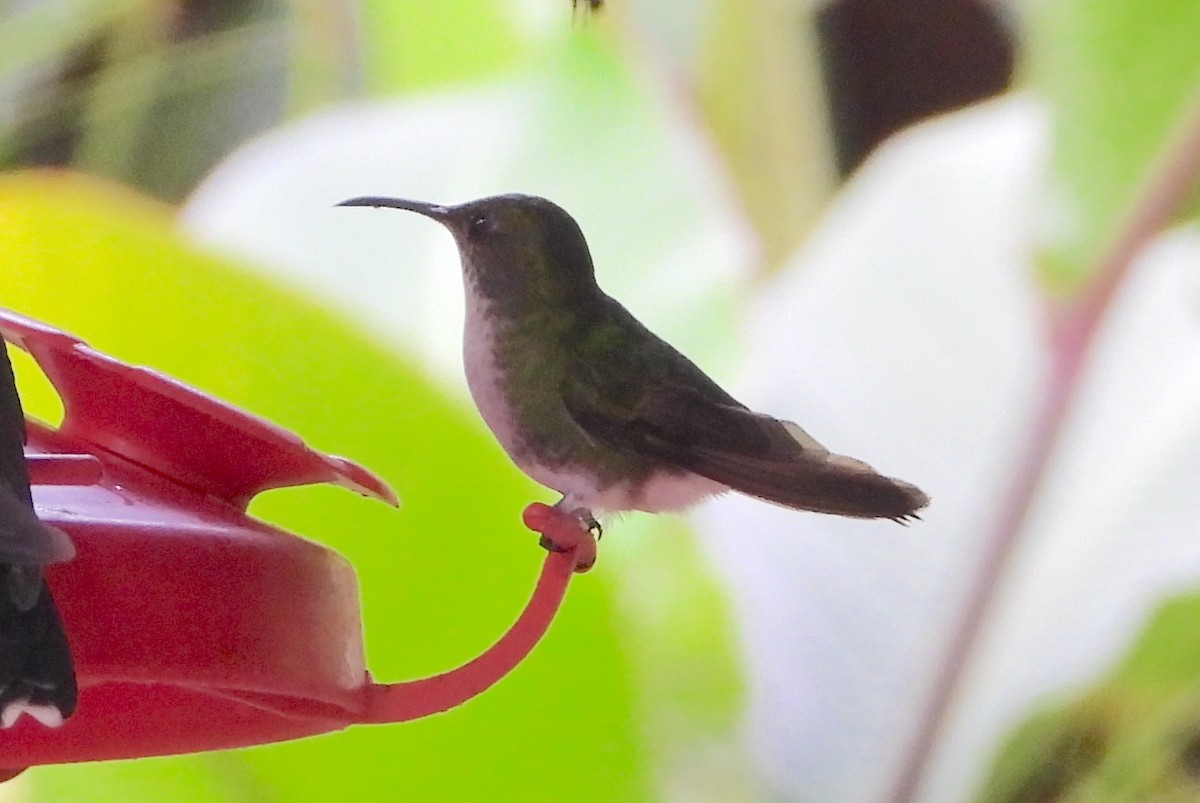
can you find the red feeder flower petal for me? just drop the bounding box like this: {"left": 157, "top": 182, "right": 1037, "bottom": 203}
{"left": 0, "top": 308, "right": 593, "bottom": 776}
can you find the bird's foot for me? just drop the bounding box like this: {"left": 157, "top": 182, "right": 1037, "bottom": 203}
{"left": 522, "top": 503, "right": 598, "bottom": 573}
{"left": 552, "top": 499, "right": 602, "bottom": 539}
{"left": 582, "top": 513, "right": 602, "bottom": 541}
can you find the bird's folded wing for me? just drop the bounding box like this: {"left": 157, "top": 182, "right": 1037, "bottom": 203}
{"left": 561, "top": 362, "right": 927, "bottom": 521}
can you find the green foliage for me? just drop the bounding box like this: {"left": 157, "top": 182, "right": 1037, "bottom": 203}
{"left": 0, "top": 170, "right": 648, "bottom": 802}
{"left": 1, "top": 0, "right": 296, "bottom": 202}
{"left": 0, "top": 1, "right": 555, "bottom": 203}
{"left": 1117, "top": 596, "right": 1200, "bottom": 690}
{"left": 697, "top": 0, "right": 834, "bottom": 268}
{"left": 979, "top": 695, "right": 1111, "bottom": 803}
{"left": 0, "top": 0, "right": 139, "bottom": 82}
{"left": 977, "top": 595, "right": 1200, "bottom": 803}
{"left": 359, "top": 0, "right": 527, "bottom": 93}
{"left": 1028, "top": 0, "right": 1200, "bottom": 293}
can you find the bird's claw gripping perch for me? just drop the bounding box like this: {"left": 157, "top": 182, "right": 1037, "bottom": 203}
{"left": 522, "top": 503, "right": 597, "bottom": 573}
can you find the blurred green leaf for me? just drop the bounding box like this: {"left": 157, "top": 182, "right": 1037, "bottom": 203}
{"left": 611, "top": 516, "right": 756, "bottom": 802}
{"left": 1116, "top": 595, "right": 1200, "bottom": 690}
{"left": 74, "top": 2, "right": 290, "bottom": 202}
{"left": 697, "top": 0, "right": 834, "bottom": 268}
{"left": 0, "top": 0, "right": 133, "bottom": 165}
{"left": 15, "top": 752, "right": 260, "bottom": 803}
{"left": 1029, "top": 0, "right": 1200, "bottom": 293}
{"left": 2, "top": 1, "right": 298, "bottom": 202}
{"left": 359, "top": 0, "right": 526, "bottom": 94}
{"left": 977, "top": 594, "right": 1200, "bottom": 803}
{"left": 282, "top": 2, "right": 360, "bottom": 114}
{"left": 1, "top": 170, "right": 648, "bottom": 802}
{"left": 976, "top": 694, "right": 1111, "bottom": 803}
{"left": 0, "top": 0, "right": 138, "bottom": 80}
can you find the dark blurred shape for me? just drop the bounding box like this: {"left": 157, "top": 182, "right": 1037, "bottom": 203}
{"left": 11, "top": 38, "right": 106, "bottom": 169}
{"left": 0, "top": 341, "right": 76, "bottom": 730}
{"left": 1179, "top": 727, "right": 1200, "bottom": 779}
{"left": 816, "top": 0, "right": 1015, "bottom": 175}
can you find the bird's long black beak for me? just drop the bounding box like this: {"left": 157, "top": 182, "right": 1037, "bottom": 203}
{"left": 336, "top": 196, "right": 453, "bottom": 223}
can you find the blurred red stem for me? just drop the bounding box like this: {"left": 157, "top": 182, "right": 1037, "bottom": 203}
{"left": 887, "top": 89, "right": 1200, "bottom": 803}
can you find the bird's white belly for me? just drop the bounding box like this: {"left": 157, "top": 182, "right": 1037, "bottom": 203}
{"left": 461, "top": 299, "right": 575, "bottom": 485}
{"left": 462, "top": 329, "right": 598, "bottom": 493}
{"left": 462, "top": 326, "right": 522, "bottom": 461}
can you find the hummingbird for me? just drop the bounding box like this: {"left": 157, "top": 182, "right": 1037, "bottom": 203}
{"left": 0, "top": 339, "right": 77, "bottom": 728}
{"left": 338, "top": 193, "right": 928, "bottom": 534}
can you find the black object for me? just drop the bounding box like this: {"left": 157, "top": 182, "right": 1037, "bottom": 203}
{"left": 0, "top": 339, "right": 76, "bottom": 727}
{"left": 818, "top": 0, "right": 1015, "bottom": 175}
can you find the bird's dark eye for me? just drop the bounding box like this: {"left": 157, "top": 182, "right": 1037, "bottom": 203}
{"left": 468, "top": 213, "right": 496, "bottom": 238}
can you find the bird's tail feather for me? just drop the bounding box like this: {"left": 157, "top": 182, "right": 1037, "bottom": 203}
{"left": 691, "top": 448, "right": 929, "bottom": 522}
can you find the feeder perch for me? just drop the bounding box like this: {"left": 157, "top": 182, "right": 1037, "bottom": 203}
{"left": 0, "top": 308, "right": 593, "bottom": 776}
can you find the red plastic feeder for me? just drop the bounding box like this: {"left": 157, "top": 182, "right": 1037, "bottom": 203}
{"left": 0, "top": 308, "right": 594, "bottom": 773}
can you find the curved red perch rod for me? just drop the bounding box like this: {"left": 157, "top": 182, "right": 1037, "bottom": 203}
{"left": 0, "top": 307, "right": 595, "bottom": 773}
{"left": 363, "top": 503, "right": 594, "bottom": 722}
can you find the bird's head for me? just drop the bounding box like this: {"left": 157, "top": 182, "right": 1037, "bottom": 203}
{"left": 338, "top": 193, "right": 600, "bottom": 308}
